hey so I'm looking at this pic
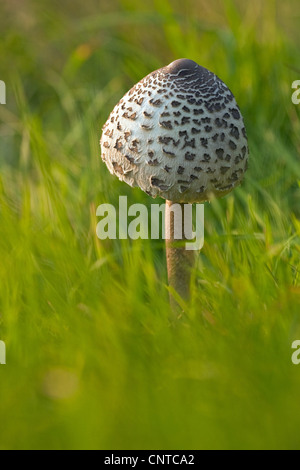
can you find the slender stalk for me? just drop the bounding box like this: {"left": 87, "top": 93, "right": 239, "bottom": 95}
{"left": 165, "top": 200, "right": 195, "bottom": 311}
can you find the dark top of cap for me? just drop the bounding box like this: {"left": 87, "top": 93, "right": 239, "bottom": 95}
{"left": 162, "top": 58, "right": 215, "bottom": 89}
{"left": 165, "top": 58, "right": 198, "bottom": 75}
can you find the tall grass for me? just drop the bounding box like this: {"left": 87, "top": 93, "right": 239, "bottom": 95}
{"left": 0, "top": 0, "right": 300, "bottom": 449}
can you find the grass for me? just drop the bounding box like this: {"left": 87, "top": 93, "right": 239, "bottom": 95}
{"left": 0, "top": 0, "right": 300, "bottom": 450}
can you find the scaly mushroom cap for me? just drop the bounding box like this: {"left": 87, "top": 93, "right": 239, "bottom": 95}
{"left": 100, "top": 59, "right": 248, "bottom": 203}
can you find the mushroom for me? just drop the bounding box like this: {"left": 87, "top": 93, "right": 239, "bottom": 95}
{"left": 100, "top": 59, "right": 248, "bottom": 310}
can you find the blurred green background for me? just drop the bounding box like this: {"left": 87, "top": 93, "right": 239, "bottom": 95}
{"left": 0, "top": 0, "right": 300, "bottom": 450}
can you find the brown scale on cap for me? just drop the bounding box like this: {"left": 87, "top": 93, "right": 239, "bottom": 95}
{"left": 100, "top": 58, "right": 249, "bottom": 203}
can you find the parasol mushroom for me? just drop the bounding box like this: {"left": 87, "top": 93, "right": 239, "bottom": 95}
{"left": 100, "top": 59, "right": 248, "bottom": 310}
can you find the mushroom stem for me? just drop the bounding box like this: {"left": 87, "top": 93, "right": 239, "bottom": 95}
{"left": 165, "top": 200, "right": 195, "bottom": 311}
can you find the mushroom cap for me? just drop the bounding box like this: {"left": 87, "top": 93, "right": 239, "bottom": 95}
{"left": 100, "top": 59, "right": 248, "bottom": 203}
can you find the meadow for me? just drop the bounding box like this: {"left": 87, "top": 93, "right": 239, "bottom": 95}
{"left": 0, "top": 0, "right": 300, "bottom": 450}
